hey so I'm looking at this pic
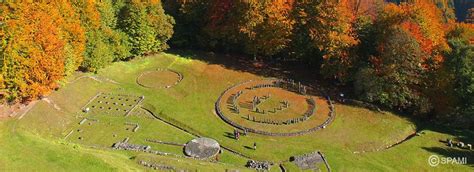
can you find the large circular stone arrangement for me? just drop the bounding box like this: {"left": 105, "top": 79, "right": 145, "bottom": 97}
{"left": 184, "top": 137, "right": 220, "bottom": 159}
{"left": 215, "top": 79, "right": 335, "bottom": 136}
{"left": 136, "top": 68, "right": 183, "bottom": 89}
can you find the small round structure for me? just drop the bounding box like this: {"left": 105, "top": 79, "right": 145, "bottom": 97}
{"left": 136, "top": 68, "right": 183, "bottom": 89}
{"left": 184, "top": 137, "right": 220, "bottom": 159}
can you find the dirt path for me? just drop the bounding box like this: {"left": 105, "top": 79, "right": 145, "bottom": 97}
{"left": 2, "top": 74, "right": 118, "bottom": 120}
{"left": 70, "top": 75, "right": 120, "bottom": 85}
{"left": 42, "top": 97, "right": 61, "bottom": 111}
{"left": 352, "top": 131, "right": 417, "bottom": 154}
{"left": 3, "top": 96, "right": 61, "bottom": 120}
{"left": 17, "top": 101, "right": 38, "bottom": 119}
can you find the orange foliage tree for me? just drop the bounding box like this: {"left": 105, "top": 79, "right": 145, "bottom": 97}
{"left": 376, "top": 2, "right": 448, "bottom": 70}
{"left": 56, "top": 1, "right": 86, "bottom": 76}
{"left": 0, "top": 1, "right": 173, "bottom": 102}
{"left": 291, "top": 0, "right": 358, "bottom": 81}
{"left": 238, "top": 0, "right": 295, "bottom": 58}
{"left": 0, "top": 2, "right": 72, "bottom": 101}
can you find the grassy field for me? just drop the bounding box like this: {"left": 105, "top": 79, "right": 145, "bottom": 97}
{"left": 0, "top": 52, "right": 472, "bottom": 171}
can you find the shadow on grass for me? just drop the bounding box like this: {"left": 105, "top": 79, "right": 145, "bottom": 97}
{"left": 418, "top": 122, "right": 474, "bottom": 168}
{"left": 167, "top": 49, "right": 474, "bottom": 161}
{"left": 166, "top": 49, "right": 325, "bottom": 89}
{"left": 421, "top": 147, "right": 473, "bottom": 167}
{"left": 244, "top": 146, "right": 254, "bottom": 150}
{"left": 223, "top": 132, "right": 236, "bottom": 140}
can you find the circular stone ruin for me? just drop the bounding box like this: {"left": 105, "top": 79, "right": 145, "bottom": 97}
{"left": 184, "top": 137, "right": 220, "bottom": 159}
{"left": 136, "top": 68, "right": 183, "bottom": 89}
{"left": 215, "top": 79, "right": 335, "bottom": 136}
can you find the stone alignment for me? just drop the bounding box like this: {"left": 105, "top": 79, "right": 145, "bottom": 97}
{"left": 82, "top": 92, "right": 144, "bottom": 116}
{"left": 138, "top": 160, "right": 176, "bottom": 171}
{"left": 242, "top": 97, "right": 316, "bottom": 125}
{"left": 124, "top": 122, "right": 140, "bottom": 132}
{"left": 215, "top": 79, "right": 336, "bottom": 136}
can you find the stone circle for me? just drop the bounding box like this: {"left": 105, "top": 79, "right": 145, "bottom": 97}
{"left": 215, "top": 79, "right": 336, "bottom": 136}
{"left": 136, "top": 68, "right": 183, "bottom": 89}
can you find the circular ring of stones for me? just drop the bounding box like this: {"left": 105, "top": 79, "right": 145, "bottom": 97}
{"left": 215, "top": 79, "right": 336, "bottom": 136}
{"left": 184, "top": 137, "right": 220, "bottom": 159}
{"left": 136, "top": 68, "right": 183, "bottom": 89}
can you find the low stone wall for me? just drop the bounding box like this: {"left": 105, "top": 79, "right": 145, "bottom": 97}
{"left": 112, "top": 141, "right": 151, "bottom": 152}
{"left": 146, "top": 139, "right": 185, "bottom": 146}
{"left": 246, "top": 160, "right": 272, "bottom": 170}
{"left": 138, "top": 160, "right": 176, "bottom": 171}
{"left": 112, "top": 139, "right": 184, "bottom": 158}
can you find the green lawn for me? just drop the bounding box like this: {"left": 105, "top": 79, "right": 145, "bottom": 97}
{"left": 0, "top": 120, "right": 139, "bottom": 171}
{"left": 1, "top": 53, "right": 472, "bottom": 171}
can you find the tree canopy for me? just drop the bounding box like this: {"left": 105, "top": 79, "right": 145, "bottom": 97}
{"left": 1, "top": 0, "right": 473, "bottom": 128}
{"left": 0, "top": 1, "right": 173, "bottom": 102}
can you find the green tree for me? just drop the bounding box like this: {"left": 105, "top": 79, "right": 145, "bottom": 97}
{"left": 74, "top": 0, "right": 131, "bottom": 72}
{"left": 444, "top": 38, "right": 474, "bottom": 127}
{"left": 355, "top": 27, "right": 431, "bottom": 114}
{"left": 97, "top": 0, "right": 131, "bottom": 61}
{"left": 163, "top": 0, "right": 209, "bottom": 49}
{"left": 73, "top": 0, "right": 113, "bottom": 72}
{"left": 81, "top": 31, "right": 115, "bottom": 72}
{"left": 120, "top": 0, "right": 174, "bottom": 55}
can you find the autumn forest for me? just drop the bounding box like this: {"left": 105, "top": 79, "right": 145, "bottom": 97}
{"left": 1, "top": 1, "right": 473, "bottom": 126}
{"left": 0, "top": 0, "right": 474, "bottom": 171}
